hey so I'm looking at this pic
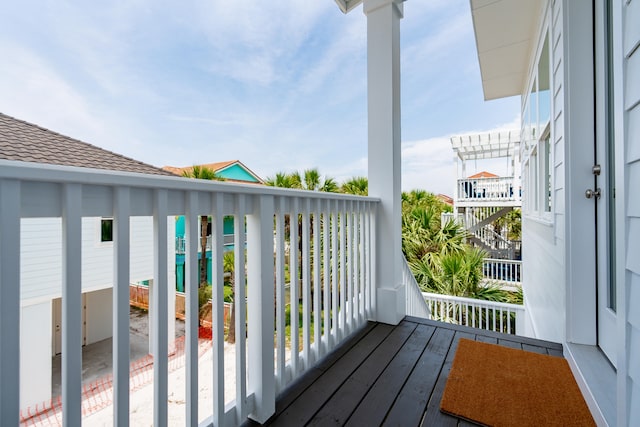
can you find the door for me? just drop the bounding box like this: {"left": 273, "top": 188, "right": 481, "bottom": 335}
{"left": 52, "top": 294, "right": 87, "bottom": 356}
{"left": 593, "top": 0, "right": 616, "bottom": 366}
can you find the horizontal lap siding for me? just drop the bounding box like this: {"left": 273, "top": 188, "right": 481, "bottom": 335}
{"left": 625, "top": 0, "right": 640, "bottom": 423}
{"left": 20, "top": 216, "right": 160, "bottom": 302}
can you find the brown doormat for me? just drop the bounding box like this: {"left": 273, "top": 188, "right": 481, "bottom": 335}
{"left": 440, "top": 338, "right": 595, "bottom": 427}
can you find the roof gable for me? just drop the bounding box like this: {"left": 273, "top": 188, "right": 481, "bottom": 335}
{"left": 468, "top": 171, "right": 499, "bottom": 179}
{"left": 0, "top": 113, "right": 173, "bottom": 176}
{"left": 163, "top": 160, "right": 264, "bottom": 184}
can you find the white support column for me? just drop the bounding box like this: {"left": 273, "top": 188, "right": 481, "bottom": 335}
{"left": 364, "top": 0, "right": 404, "bottom": 325}
{"left": 246, "top": 195, "right": 276, "bottom": 423}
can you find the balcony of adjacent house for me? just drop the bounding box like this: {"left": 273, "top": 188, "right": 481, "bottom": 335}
{"left": 454, "top": 173, "right": 522, "bottom": 208}
{"left": 450, "top": 131, "right": 522, "bottom": 209}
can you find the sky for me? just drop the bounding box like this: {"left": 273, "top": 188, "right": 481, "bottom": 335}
{"left": 0, "top": 0, "right": 520, "bottom": 196}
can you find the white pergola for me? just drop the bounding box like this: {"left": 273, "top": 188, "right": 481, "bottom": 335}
{"left": 451, "top": 130, "right": 520, "bottom": 162}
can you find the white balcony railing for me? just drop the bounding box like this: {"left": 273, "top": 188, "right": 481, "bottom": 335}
{"left": 402, "top": 256, "right": 431, "bottom": 320}
{"left": 482, "top": 258, "right": 522, "bottom": 286}
{"left": 456, "top": 177, "right": 520, "bottom": 204}
{"left": 0, "top": 160, "right": 378, "bottom": 426}
{"left": 422, "top": 292, "right": 524, "bottom": 335}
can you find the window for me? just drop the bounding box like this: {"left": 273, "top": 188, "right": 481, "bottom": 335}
{"left": 101, "top": 218, "right": 113, "bottom": 242}
{"left": 522, "top": 30, "right": 553, "bottom": 221}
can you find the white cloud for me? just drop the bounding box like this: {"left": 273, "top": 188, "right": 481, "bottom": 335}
{"left": 0, "top": 42, "right": 104, "bottom": 140}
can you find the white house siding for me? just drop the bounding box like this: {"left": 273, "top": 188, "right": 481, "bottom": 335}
{"left": 20, "top": 216, "right": 163, "bottom": 302}
{"left": 521, "top": 0, "right": 567, "bottom": 343}
{"left": 623, "top": 0, "right": 640, "bottom": 422}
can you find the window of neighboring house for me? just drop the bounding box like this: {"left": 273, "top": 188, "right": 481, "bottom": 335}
{"left": 522, "top": 30, "right": 553, "bottom": 221}
{"left": 101, "top": 218, "right": 113, "bottom": 242}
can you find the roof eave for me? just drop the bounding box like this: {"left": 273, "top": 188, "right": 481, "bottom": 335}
{"left": 334, "top": 0, "right": 363, "bottom": 14}
{"left": 470, "top": 0, "right": 544, "bottom": 100}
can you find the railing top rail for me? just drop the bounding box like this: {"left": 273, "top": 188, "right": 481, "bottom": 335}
{"left": 458, "top": 176, "right": 514, "bottom": 182}
{"left": 484, "top": 258, "right": 522, "bottom": 264}
{"left": 0, "top": 159, "right": 380, "bottom": 203}
{"left": 422, "top": 291, "right": 524, "bottom": 311}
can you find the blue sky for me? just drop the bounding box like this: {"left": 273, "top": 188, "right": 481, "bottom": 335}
{"left": 0, "top": 0, "right": 519, "bottom": 195}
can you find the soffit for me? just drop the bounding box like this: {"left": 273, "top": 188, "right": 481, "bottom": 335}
{"left": 470, "top": 0, "right": 543, "bottom": 100}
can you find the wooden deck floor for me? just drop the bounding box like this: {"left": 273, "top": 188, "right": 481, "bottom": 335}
{"left": 246, "top": 316, "right": 563, "bottom": 427}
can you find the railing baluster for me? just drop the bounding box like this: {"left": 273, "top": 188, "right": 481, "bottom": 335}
{"left": 184, "top": 191, "right": 199, "bottom": 427}
{"left": 0, "top": 179, "right": 21, "bottom": 425}
{"left": 339, "top": 206, "right": 347, "bottom": 341}
{"left": 234, "top": 194, "right": 247, "bottom": 423}
{"left": 313, "top": 200, "right": 321, "bottom": 361}
{"left": 331, "top": 202, "right": 339, "bottom": 344}
{"left": 346, "top": 203, "right": 354, "bottom": 334}
{"left": 275, "top": 197, "right": 286, "bottom": 391}
{"left": 246, "top": 194, "right": 275, "bottom": 423}
{"left": 301, "top": 200, "right": 311, "bottom": 369}
{"left": 212, "top": 193, "right": 225, "bottom": 425}
{"left": 113, "top": 187, "right": 131, "bottom": 427}
{"left": 322, "top": 204, "right": 331, "bottom": 352}
{"left": 62, "top": 183, "right": 83, "bottom": 427}
{"left": 289, "top": 198, "right": 299, "bottom": 375}
{"left": 358, "top": 204, "right": 365, "bottom": 324}
{"left": 152, "top": 189, "right": 169, "bottom": 427}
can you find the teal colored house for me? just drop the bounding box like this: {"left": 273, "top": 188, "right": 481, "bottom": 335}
{"left": 163, "top": 160, "right": 264, "bottom": 291}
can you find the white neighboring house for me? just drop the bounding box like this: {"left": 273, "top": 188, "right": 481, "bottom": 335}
{"left": 0, "top": 113, "right": 176, "bottom": 412}
{"left": 470, "top": 0, "right": 639, "bottom": 425}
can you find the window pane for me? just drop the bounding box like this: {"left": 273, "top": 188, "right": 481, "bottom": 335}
{"left": 101, "top": 218, "right": 113, "bottom": 242}
{"left": 538, "top": 34, "right": 551, "bottom": 128}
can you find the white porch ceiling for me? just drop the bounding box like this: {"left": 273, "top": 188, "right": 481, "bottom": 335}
{"left": 450, "top": 130, "right": 520, "bottom": 161}
{"left": 470, "top": 0, "right": 543, "bottom": 100}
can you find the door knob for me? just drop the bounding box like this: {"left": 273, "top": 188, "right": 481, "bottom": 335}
{"left": 585, "top": 188, "right": 601, "bottom": 199}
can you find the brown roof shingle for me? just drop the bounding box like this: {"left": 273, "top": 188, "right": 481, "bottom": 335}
{"left": 0, "top": 112, "right": 174, "bottom": 176}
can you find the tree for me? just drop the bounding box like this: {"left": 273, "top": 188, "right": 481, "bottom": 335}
{"left": 181, "top": 165, "right": 224, "bottom": 285}
{"left": 223, "top": 251, "right": 237, "bottom": 343}
{"left": 340, "top": 176, "right": 368, "bottom": 196}
{"left": 401, "top": 190, "right": 511, "bottom": 302}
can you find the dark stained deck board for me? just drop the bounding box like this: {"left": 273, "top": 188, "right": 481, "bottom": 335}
{"left": 308, "top": 321, "right": 418, "bottom": 425}
{"left": 381, "top": 326, "right": 455, "bottom": 427}
{"left": 343, "top": 324, "right": 436, "bottom": 427}
{"left": 420, "top": 330, "right": 476, "bottom": 427}
{"left": 269, "top": 323, "right": 395, "bottom": 426}
{"left": 257, "top": 317, "right": 564, "bottom": 427}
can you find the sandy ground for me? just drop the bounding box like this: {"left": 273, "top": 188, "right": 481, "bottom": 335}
{"left": 82, "top": 342, "right": 240, "bottom": 426}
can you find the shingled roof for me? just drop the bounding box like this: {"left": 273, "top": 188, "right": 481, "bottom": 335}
{"left": 0, "top": 112, "right": 174, "bottom": 176}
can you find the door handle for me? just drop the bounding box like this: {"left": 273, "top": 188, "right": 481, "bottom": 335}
{"left": 585, "top": 188, "right": 601, "bottom": 199}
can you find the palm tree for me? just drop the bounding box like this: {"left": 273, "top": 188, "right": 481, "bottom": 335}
{"left": 223, "top": 251, "right": 238, "bottom": 343}
{"left": 340, "top": 176, "right": 368, "bottom": 196}
{"left": 181, "top": 165, "right": 224, "bottom": 285}
{"left": 266, "top": 168, "right": 338, "bottom": 303}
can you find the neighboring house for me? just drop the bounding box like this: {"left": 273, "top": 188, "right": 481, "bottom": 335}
{"left": 162, "top": 160, "right": 264, "bottom": 185}
{"left": 0, "top": 112, "right": 177, "bottom": 412}
{"left": 470, "top": 0, "right": 639, "bottom": 424}
{"left": 162, "top": 161, "right": 264, "bottom": 290}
